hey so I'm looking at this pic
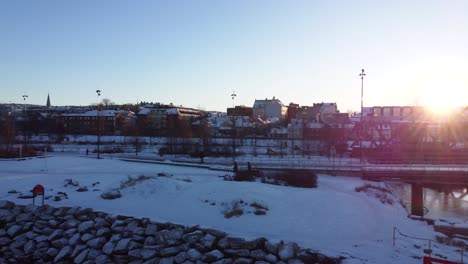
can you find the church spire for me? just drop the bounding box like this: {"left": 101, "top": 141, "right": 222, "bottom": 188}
{"left": 46, "top": 93, "right": 51, "bottom": 108}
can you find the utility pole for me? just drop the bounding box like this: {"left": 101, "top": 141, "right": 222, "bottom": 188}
{"left": 22, "top": 95, "right": 28, "bottom": 146}
{"left": 359, "top": 69, "right": 366, "bottom": 164}
{"left": 96, "top": 90, "right": 101, "bottom": 159}
{"left": 231, "top": 91, "right": 236, "bottom": 162}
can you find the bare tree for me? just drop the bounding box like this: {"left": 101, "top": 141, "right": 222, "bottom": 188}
{"left": 101, "top": 98, "right": 114, "bottom": 109}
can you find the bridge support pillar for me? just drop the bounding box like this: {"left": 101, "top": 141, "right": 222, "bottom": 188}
{"left": 411, "top": 183, "right": 424, "bottom": 217}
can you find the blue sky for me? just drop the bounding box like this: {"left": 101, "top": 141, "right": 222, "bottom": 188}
{"left": 1, "top": 0, "right": 467, "bottom": 112}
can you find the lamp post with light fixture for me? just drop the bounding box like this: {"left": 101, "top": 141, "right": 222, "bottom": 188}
{"left": 359, "top": 69, "right": 366, "bottom": 164}
{"left": 96, "top": 90, "right": 101, "bottom": 159}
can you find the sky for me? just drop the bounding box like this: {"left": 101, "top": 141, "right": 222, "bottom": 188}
{"left": 1, "top": 0, "right": 467, "bottom": 112}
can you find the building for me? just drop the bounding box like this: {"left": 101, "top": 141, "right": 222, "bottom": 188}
{"left": 137, "top": 103, "right": 204, "bottom": 137}
{"left": 252, "top": 97, "right": 287, "bottom": 123}
{"left": 60, "top": 110, "right": 134, "bottom": 135}
{"left": 227, "top": 106, "right": 253, "bottom": 117}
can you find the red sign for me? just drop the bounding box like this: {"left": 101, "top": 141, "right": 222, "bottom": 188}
{"left": 33, "top": 184, "right": 44, "bottom": 195}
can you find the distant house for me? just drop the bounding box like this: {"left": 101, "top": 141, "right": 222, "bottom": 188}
{"left": 252, "top": 97, "right": 287, "bottom": 123}
{"left": 227, "top": 106, "right": 253, "bottom": 117}
{"left": 137, "top": 103, "right": 204, "bottom": 137}
{"left": 60, "top": 110, "right": 134, "bottom": 135}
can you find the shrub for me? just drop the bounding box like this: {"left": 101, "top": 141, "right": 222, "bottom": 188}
{"left": 250, "top": 202, "right": 269, "bottom": 211}
{"left": 100, "top": 189, "right": 122, "bottom": 200}
{"left": 284, "top": 170, "right": 317, "bottom": 188}
{"left": 355, "top": 184, "right": 391, "bottom": 193}
{"left": 233, "top": 171, "right": 255, "bottom": 182}
{"left": 254, "top": 209, "right": 267, "bottom": 215}
{"left": 223, "top": 200, "right": 244, "bottom": 218}
{"left": 120, "top": 175, "right": 155, "bottom": 189}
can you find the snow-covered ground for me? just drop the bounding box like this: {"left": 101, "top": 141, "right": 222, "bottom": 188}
{"left": 0, "top": 154, "right": 466, "bottom": 264}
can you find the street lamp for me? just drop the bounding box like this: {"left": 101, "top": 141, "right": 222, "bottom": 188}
{"left": 96, "top": 90, "right": 101, "bottom": 159}
{"left": 22, "top": 95, "right": 28, "bottom": 146}
{"left": 359, "top": 69, "right": 366, "bottom": 164}
{"left": 230, "top": 91, "right": 237, "bottom": 162}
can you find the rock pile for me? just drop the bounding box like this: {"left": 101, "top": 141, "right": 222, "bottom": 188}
{"left": 0, "top": 200, "right": 341, "bottom": 264}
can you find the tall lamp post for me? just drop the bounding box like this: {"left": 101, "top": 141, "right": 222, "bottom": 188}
{"left": 22, "top": 95, "right": 28, "bottom": 147}
{"left": 231, "top": 91, "right": 236, "bottom": 162}
{"left": 359, "top": 69, "right": 366, "bottom": 164}
{"left": 96, "top": 90, "right": 101, "bottom": 159}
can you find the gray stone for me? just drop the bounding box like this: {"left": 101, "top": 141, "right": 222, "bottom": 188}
{"left": 250, "top": 249, "right": 266, "bottom": 260}
{"left": 141, "top": 249, "right": 158, "bottom": 260}
{"left": 254, "top": 262, "right": 269, "bottom": 264}
{"left": 40, "top": 227, "right": 54, "bottom": 236}
{"left": 23, "top": 240, "right": 36, "bottom": 255}
{"left": 0, "top": 209, "right": 14, "bottom": 221}
{"left": 65, "top": 228, "right": 78, "bottom": 237}
{"left": 69, "top": 233, "right": 81, "bottom": 246}
{"left": 71, "top": 244, "right": 88, "bottom": 258}
{"left": 264, "top": 241, "right": 278, "bottom": 255}
{"left": 213, "top": 259, "right": 233, "bottom": 264}
{"left": 54, "top": 245, "right": 73, "bottom": 262}
{"left": 0, "top": 200, "right": 14, "bottom": 209}
{"left": 33, "top": 247, "right": 48, "bottom": 259}
{"left": 110, "top": 233, "right": 123, "bottom": 242}
{"left": 143, "top": 258, "right": 162, "bottom": 264}
{"left": 160, "top": 257, "right": 175, "bottom": 264}
{"left": 95, "top": 255, "right": 112, "bottom": 263}
{"left": 48, "top": 219, "right": 60, "bottom": 228}
{"left": 94, "top": 217, "right": 109, "bottom": 229}
{"left": 15, "top": 212, "right": 31, "bottom": 222}
{"left": 145, "top": 224, "right": 158, "bottom": 236}
{"left": 51, "top": 237, "right": 68, "bottom": 248}
{"left": 233, "top": 258, "right": 253, "bottom": 264}
{"left": 62, "top": 219, "right": 81, "bottom": 230}
{"left": 48, "top": 229, "right": 65, "bottom": 241}
{"left": 10, "top": 236, "right": 28, "bottom": 248}
{"left": 36, "top": 241, "right": 50, "bottom": 249}
{"left": 201, "top": 228, "right": 227, "bottom": 239}
{"left": 25, "top": 231, "right": 39, "bottom": 240}
{"left": 74, "top": 248, "right": 90, "bottom": 263}
{"left": 0, "top": 237, "right": 11, "bottom": 247}
{"left": 287, "top": 259, "right": 304, "bottom": 264}
{"left": 205, "top": 249, "right": 224, "bottom": 262}
{"left": 264, "top": 254, "right": 277, "bottom": 263}
{"left": 87, "top": 237, "right": 106, "bottom": 249}
{"left": 113, "top": 254, "right": 130, "bottom": 263}
{"left": 80, "top": 233, "right": 94, "bottom": 242}
{"left": 35, "top": 235, "right": 49, "bottom": 243}
{"left": 161, "top": 247, "right": 181, "bottom": 257}
{"left": 97, "top": 227, "right": 111, "bottom": 237}
{"left": 102, "top": 241, "right": 115, "bottom": 254}
{"left": 7, "top": 225, "right": 23, "bottom": 238}
{"left": 45, "top": 247, "right": 59, "bottom": 258}
{"left": 134, "top": 227, "right": 145, "bottom": 236}
{"left": 167, "top": 228, "right": 184, "bottom": 240}
{"left": 10, "top": 246, "right": 25, "bottom": 258}
{"left": 129, "top": 249, "right": 143, "bottom": 259}
{"left": 278, "top": 242, "right": 297, "bottom": 261}
{"left": 200, "top": 234, "right": 216, "bottom": 249}
{"left": 228, "top": 237, "right": 246, "bottom": 249}
{"left": 225, "top": 249, "right": 250, "bottom": 258}
{"left": 78, "top": 221, "right": 95, "bottom": 233}
{"left": 217, "top": 237, "right": 229, "bottom": 249}
{"left": 114, "top": 238, "right": 132, "bottom": 253}
{"left": 87, "top": 249, "right": 101, "bottom": 260}
{"left": 175, "top": 251, "right": 187, "bottom": 263}
{"left": 187, "top": 248, "right": 202, "bottom": 261}
{"left": 182, "top": 230, "right": 204, "bottom": 244}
